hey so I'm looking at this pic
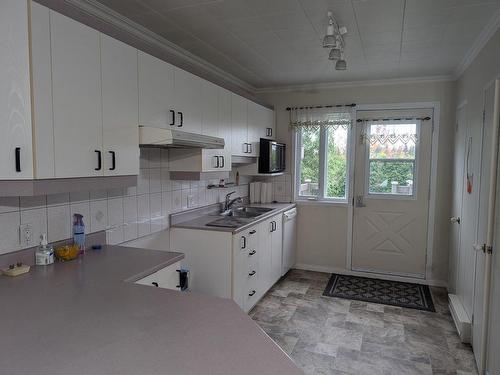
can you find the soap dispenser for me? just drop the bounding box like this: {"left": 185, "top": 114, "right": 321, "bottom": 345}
{"left": 35, "top": 233, "right": 54, "bottom": 266}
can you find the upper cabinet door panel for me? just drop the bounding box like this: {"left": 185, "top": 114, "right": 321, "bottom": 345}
{"left": 30, "top": 1, "right": 54, "bottom": 179}
{"left": 200, "top": 79, "right": 218, "bottom": 137}
{"left": 101, "top": 34, "right": 139, "bottom": 176}
{"left": 50, "top": 11, "right": 102, "bottom": 178}
{"left": 138, "top": 51, "right": 174, "bottom": 128}
{"left": 264, "top": 107, "right": 275, "bottom": 139}
{"left": 231, "top": 94, "right": 248, "bottom": 156}
{"left": 0, "top": 0, "right": 33, "bottom": 179}
{"left": 247, "top": 101, "right": 261, "bottom": 157}
{"left": 174, "top": 68, "right": 202, "bottom": 134}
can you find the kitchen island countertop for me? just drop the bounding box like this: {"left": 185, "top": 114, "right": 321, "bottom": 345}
{"left": 0, "top": 245, "right": 302, "bottom": 375}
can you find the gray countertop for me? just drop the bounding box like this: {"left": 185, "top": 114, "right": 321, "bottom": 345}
{"left": 171, "top": 203, "right": 297, "bottom": 233}
{"left": 0, "top": 245, "right": 301, "bottom": 375}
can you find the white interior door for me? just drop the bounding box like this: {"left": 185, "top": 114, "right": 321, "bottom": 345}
{"left": 351, "top": 112, "right": 432, "bottom": 277}
{"left": 449, "top": 106, "right": 467, "bottom": 294}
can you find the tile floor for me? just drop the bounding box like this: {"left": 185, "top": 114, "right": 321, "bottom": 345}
{"left": 250, "top": 269, "right": 478, "bottom": 375}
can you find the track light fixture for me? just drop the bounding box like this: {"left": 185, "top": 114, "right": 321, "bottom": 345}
{"left": 323, "top": 11, "right": 348, "bottom": 70}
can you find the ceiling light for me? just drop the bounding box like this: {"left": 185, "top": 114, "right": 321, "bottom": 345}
{"left": 322, "top": 12, "right": 336, "bottom": 48}
{"left": 335, "top": 58, "right": 347, "bottom": 71}
{"left": 329, "top": 48, "right": 341, "bottom": 60}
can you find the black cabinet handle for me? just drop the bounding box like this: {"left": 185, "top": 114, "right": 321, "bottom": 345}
{"left": 109, "top": 151, "right": 116, "bottom": 170}
{"left": 249, "top": 230, "right": 257, "bottom": 235}
{"left": 241, "top": 236, "right": 246, "bottom": 249}
{"left": 170, "top": 110, "right": 175, "bottom": 126}
{"left": 220, "top": 156, "right": 225, "bottom": 168}
{"left": 15, "top": 147, "right": 21, "bottom": 172}
{"left": 249, "top": 270, "right": 256, "bottom": 277}
{"left": 95, "top": 150, "right": 102, "bottom": 171}
{"left": 151, "top": 282, "right": 159, "bottom": 287}
{"left": 177, "top": 112, "right": 183, "bottom": 127}
{"left": 249, "top": 250, "right": 256, "bottom": 256}
{"left": 248, "top": 290, "right": 256, "bottom": 297}
{"left": 213, "top": 156, "right": 219, "bottom": 168}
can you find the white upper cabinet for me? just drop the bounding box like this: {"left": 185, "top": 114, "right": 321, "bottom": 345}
{"left": 0, "top": 0, "right": 33, "bottom": 179}
{"left": 247, "top": 101, "right": 262, "bottom": 157}
{"left": 231, "top": 94, "right": 249, "bottom": 156}
{"left": 173, "top": 68, "right": 202, "bottom": 134}
{"left": 138, "top": 51, "right": 175, "bottom": 128}
{"left": 201, "top": 80, "right": 219, "bottom": 137}
{"left": 51, "top": 11, "right": 103, "bottom": 178}
{"left": 100, "top": 34, "right": 139, "bottom": 176}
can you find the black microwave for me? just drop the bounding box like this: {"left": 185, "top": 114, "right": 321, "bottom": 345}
{"left": 259, "top": 138, "right": 286, "bottom": 174}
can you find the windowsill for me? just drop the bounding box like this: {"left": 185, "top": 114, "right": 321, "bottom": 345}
{"left": 295, "top": 199, "right": 349, "bottom": 207}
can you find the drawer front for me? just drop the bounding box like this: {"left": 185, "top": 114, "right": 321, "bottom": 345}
{"left": 135, "top": 261, "right": 181, "bottom": 290}
{"left": 243, "top": 274, "right": 260, "bottom": 312}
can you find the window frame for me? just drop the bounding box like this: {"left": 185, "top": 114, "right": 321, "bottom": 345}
{"left": 363, "top": 120, "right": 421, "bottom": 200}
{"left": 294, "top": 124, "right": 351, "bottom": 203}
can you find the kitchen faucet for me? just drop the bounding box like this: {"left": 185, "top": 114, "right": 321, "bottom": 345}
{"left": 224, "top": 191, "right": 243, "bottom": 212}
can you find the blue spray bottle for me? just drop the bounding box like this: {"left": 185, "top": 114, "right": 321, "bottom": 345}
{"left": 73, "top": 213, "right": 86, "bottom": 254}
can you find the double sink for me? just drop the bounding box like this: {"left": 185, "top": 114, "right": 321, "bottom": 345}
{"left": 206, "top": 206, "right": 274, "bottom": 228}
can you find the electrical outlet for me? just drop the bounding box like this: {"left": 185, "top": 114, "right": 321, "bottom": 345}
{"left": 19, "top": 223, "right": 34, "bottom": 247}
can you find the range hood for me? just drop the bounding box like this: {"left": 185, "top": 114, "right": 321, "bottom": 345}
{"left": 139, "top": 126, "right": 224, "bottom": 149}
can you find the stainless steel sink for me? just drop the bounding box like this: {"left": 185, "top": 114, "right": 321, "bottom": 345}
{"left": 229, "top": 206, "right": 273, "bottom": 218}
{"left": 206, "top": 217, "right": 251, "bottom": 228}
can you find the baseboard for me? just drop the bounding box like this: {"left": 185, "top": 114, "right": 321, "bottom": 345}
{"left": 448, "top": 294, "right": 472, "bottom": 343}
{"left": 293, "top": 263, "right": 448, "bottom": 288}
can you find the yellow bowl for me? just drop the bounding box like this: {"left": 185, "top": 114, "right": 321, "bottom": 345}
{"left": 55, "top": 244, "right": 80, "bottom": 261}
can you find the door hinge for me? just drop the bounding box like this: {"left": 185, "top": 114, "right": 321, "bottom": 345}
{"left": 483, "top": 110, "right": 486, "bottom": 123}
{"left": 474, "top": 244, "right": 493, "bottom": 254}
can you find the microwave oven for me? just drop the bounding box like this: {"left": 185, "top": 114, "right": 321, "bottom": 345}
{"left": 259, "top": 138, "right": 286, "bottom": 174}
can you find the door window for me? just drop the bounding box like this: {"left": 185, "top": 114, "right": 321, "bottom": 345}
{"left": 366, "top": 122, "right": 418, "bottom": 197}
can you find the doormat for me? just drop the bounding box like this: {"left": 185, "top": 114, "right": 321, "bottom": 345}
{"left": 323, "top": 274, "right": 435, "bottom": 312}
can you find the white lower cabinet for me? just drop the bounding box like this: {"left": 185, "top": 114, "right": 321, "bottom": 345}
{"left": 170, "top": 212, "right": 284, "bottom": 313}
{"left": 135, "top": 261, "right": 182, "bottom": 290}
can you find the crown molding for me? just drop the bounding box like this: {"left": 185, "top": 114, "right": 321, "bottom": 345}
{"left": 454, "top": 6, "right": 500, "bottom": 79}
{"left": 253, "top": 75, "right": 455, "bottom": 94}
{"left": 61, "top": 0, "right": 257, "bottom": 94}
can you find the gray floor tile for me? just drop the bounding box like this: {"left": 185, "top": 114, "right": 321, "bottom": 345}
{"left": 250, "top": 270, "right": 479, "bottom": 375}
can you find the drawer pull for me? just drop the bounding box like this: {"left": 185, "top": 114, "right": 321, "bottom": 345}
{"left": 151, "top": 282, "right": 159, "bottom": 287}
{"left": 249, "top": 250, "right": 256, "bottom": 256}
{"left": 249, "top": 230, "right": 257, "bottom": 235}
{"left": 248, "top": 290, "right": 256, "bottom": 297}
{"left": 249, "top": 270, "right": 256, "bottom": 276}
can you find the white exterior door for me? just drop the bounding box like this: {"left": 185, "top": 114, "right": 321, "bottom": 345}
{"left": 351, "top": 113, "right": 433, "bottom": 277}
{"left": 100, "top": 34, "right": 139, "bottom": 176}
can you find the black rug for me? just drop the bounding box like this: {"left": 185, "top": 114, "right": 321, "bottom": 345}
{"left": 323, "top": 274, "right": 435, "bottom": 312}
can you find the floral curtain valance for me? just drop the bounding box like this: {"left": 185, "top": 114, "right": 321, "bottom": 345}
{"left": 289, "top": 106, "right": 353, "bottom": 131}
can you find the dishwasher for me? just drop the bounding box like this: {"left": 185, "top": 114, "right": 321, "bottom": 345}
{"left": 282, "top": 207, "right": 297, "bottom": 276}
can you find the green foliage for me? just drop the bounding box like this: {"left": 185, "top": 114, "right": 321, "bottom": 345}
{"left": 369, "top": 161, "right": 413, "bottom": 193}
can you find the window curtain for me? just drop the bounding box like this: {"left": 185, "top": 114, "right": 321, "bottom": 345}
{"left": 289, "top": 106, "right": 353, "bottom": 131}
{"left": 357, "top": 119, "right": 419, "bottom": 145}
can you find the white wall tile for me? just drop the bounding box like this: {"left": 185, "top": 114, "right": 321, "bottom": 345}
{"left": 161, "top": 169, "right": 171, "bottom": 192}
{"left": 149, "top": 148, "right": 161, "bottom": 168}
{"left": 90, "top": 200, "right": 108, "bottom": 233}
{"left": 160, "top": 149, "right": 169, "bottom": 168}
{"left": 70, "top": 191, "right": 90, "bottom": 203}
{"left": 21, "top": 208, "right": 47, "bottom": 247}
{"left": 150, "top": 193, "right": 162, "bottom": 219}
{"left": 137, "top": 169, "right": 150, "bottom": 194}
{"left": 138, "top": 219, "right": 151, "bottom": 237}
{"left": 172, "top": 190, "right": 182, "bottom": 212}
{"left": 140, "top": 148, "right": 149, "bottom": 169}
{"left": 47, "top": 205, "right": 71, "bottom": 243}
{"left": 181, "top": 189, "right": 189, "bottom": 210}
{"left": 161, "top": 191, "right": 171, "bottom": 228}
{"left": 171, "top": 180, "right": 182, "bottom": 191}
{"left": 90, "top": 190, "right": 107, "bottom": 200}
{"left": 123, "top": 195, "right": 138, "bottom": 224}
{"left": 106, "top": 227, "right": 124, "bottom": 245}
{"left": 124, "top": 185, "right": 137, "bottom": 196}
{"left": 0, "top": 197, "right": 19, "bottom": 213}
{"left": 151, "top": 217, "right": 163, "bottom": 233}
{"left": 107, "top": 198, "right": 124, "bottom": 228}
{"left": 0, "top": 211, "right": 20, "bottom": 255}
{"left": 198, "top": 186, "right": 207, "bottom": 206}
{"left": 107, "top": 188, "right": 123, "bottom": 198}
{"left": 123, "top": 222, "right": 138, "bottom": 242}
{"left": 149, "top": 168, "right": 161, "bottom": 193}
{"left": 20, "top": 196, "right": 46, "bottom": 210}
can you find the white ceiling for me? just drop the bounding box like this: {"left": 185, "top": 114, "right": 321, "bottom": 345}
{"left": 95, "top": 0, "right": 500, "bottom": 89}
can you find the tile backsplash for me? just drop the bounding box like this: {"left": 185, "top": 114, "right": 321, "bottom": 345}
{"left": 0, "top": 148, "right": 250, "bottom": 256}
{"left": 256, "top": 173, "right": 293, "bottom": 203}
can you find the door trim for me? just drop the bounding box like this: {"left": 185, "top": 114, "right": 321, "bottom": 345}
{"left": 347, "top": 101, "right": 441, "bottom": 281}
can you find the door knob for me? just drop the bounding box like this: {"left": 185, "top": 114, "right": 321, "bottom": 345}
{"left": 450, "top": 217, "right": 461, "bottom": 224}
{"left": 355, "top": 195, "right": 366, "bottom": 207}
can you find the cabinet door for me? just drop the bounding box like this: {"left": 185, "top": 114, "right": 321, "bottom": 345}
{"left": 271, "top": 216, "right": 283, "bottom": 284}
{"left": 51, "top": 11, "right": 102, "bottom": 177}
{"left": 138, "top": 51, "right": 175, "bottom": 128}
{"left": 217, "top": 88, "right": 232, "bottom": 171}
{"left": 200, "top": 80, "right": 219, "bottom": 172}
{"left": 258, "top": 219, "right": 273, "bottom": 294}
{"left": 101, "top": 34, "right": 139, "bottom": 176}
{"left": 247, "top": 101, "right": 262, "bottom": 157}
{"left": 135, "top": 261, "right": 181, "bottom": 290}
{"left": 0, "top": 0, "right": 33, "bottom": 179}
{"left": 263, "top": 107, "right": 275, "bottom": 139}
{"left": 231, "top": 94, "right": 248, "bottom": 156}
{"left": 174, "top": 68, "right": 202, "bottom": 134}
